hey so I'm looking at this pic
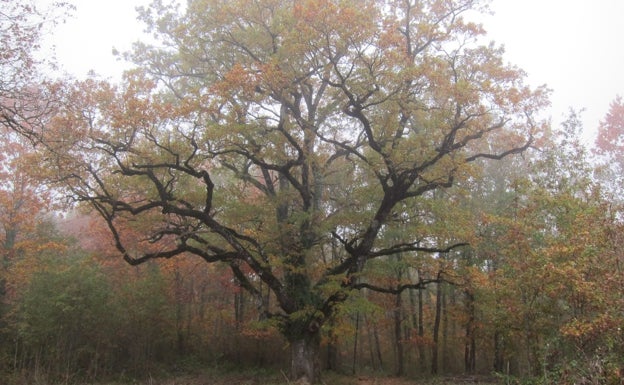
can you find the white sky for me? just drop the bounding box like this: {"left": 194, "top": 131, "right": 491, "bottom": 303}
{"left": 45, "top": 0, "right": 624, "bottom": 143}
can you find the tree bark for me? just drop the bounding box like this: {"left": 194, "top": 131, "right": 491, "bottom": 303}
{"left": 373, "top": 322, "right": 384, "bottom": 371}
{"left": 364, "top": 316, "right": 377, "bottom": 371}
{"left": 290, "top": 332, "right": 321, "bottom": 384}
{"left": 464, "top": 290, "right": 476, "bottom": 374}
{"left": 441, "top": 287, "right": 448, "bottom": 372}
{"left": 493, "top": 331, "right": 504, "bottom": 373}
{"left": 417, "top": 283, "right": 427, "bottom": 372}
{"left": 394, "top": 292, "right": 404, "bottom": 376}
{"left": 352, "top": 313, "right": 359, "bottom": 375}
{"left": 431, "top": 281, "right": 442, "bottom": 375}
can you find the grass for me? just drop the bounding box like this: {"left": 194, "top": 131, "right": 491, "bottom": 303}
{"left": 96, "top": 367, "right": 353, "bottom": 385}
{"left": 2, "top": 364, "right": 502, "bottom": 385}
{"left": 93, "top": 368, "right": 501, "bottom": 385}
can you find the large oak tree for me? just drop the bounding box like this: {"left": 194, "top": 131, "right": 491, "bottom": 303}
{"left": 17, "top": 0, "right": 548, "bottom": 382}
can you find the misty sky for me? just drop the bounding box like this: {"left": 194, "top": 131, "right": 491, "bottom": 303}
{"left": 46, "top": 0, "right": 624, "bottom": 143}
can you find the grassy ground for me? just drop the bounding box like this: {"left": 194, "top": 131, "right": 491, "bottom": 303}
{"left": 93, "top": 368, "right": 501, "bottom": 385}
{"left": 3, "top": 366, "right": 502, "bottom": 385}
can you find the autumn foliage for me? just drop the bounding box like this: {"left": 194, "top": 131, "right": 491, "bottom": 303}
{"left": 1, "top": 0, "right": 624, "bottom": 384}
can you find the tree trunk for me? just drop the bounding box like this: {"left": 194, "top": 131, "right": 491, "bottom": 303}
{"left": 373, "top": 321, "right": 384, "bottom": 371}
{"left": 493, "top": 331, "right": 504, "bottom": 372}
{"left": 417, "top": 284, "right": 427, "bottom": 372}
{"left": 394, "top": 292, "right": 404, "bottom": 376}
{"left": 464, "top": 290, "right": 476, "bottom": 374}
{"left": 431, "top": 281, "right": 442, "bottom": 375}
{"left": 326, "top": 338, "right": 338, "bottom": 372}
{"left": 290, "top": 332, "right": 321, "bottom": 384}
{"left": 441, "top": 287, "right": 448, "bottom": 372}
{"left": 352, "top": 313, "right": 359, "bottom": 375}
{"left": 364, "top": 316, "right": 377, "bottom": 371}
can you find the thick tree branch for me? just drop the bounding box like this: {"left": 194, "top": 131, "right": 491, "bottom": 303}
{"left": 353, "top": 279, "right": 439, "bottom": 295}
{"left": 368, "top": 241, "right": 469, "bottom": 258}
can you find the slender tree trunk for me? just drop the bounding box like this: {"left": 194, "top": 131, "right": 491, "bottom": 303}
{"left": 464, "top": 290, "right": 476, "bottom": 374}
{"left": 441, "top": 287, "right": 448, "bottom": 372}
{"left": 235, "top": 290, "right": 244, "bottom": 324}
{"left": 233, "top": 290, "right": 244, "bottom": 364}
{"left": 394, "top": 292, "right": 404, "bottom": 376}
{"left": 364, "top": 316, "right": 377, "bottom": 371}
{"left": 464, "top": 325, "right": 477, "bottom": 374}
{"left": 417, "top": 284, "right": 427, "bottom": 372}
{"left": 352, "top": 313, "right": 359, "bottom": 375}
{"left": 524, "top": 314, "right": 534, "bottom": 376}
{"left": 448, "top": 284, "right": 458, "bottom": 371}
{"left": 174, "top": 270, "right": 188, "bottom": 355}
{"left": 373, "top": 322, "right": 383, "bottom": 371}
{"left": 408, "top": 287, "right": 422, "bottom": 372}
{"left": 469, "top": 332, "right": 476, "bottom": 373}
{"left": 431, "top": 281, "right": 442, "bottom": 375}
{"left": 493, "top": 331, "right": 504, "bottom": 372}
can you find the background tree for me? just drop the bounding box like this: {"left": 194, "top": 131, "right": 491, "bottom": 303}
{"left": 13, "top": 254, "right": 114, "bottom": 382}
{"left": 0, "top": 0, "right": 70, "bottom": 135}
{"left": 0, "top": 0, "right": 69, "bottom": 365}
{"left": 14, "top": 0, "right": 548, "bottom": 382}
{"left": 468, "top": 112, "right": 624, "bottom": 382}
{"left": 0, "top": 131, "right": 54, "bottom": 272}
{"left": 594, "top": 96, "right": 624, "bottom": 160}
{"left": 594, "top": 96, "right": 624, "bottom": 202}
{"left": 0, "top": 0, "right": 70, "bottom": 309}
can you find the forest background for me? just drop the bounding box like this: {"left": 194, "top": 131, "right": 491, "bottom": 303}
{"left": 1, "top": 0, "right": 623, "bottom": 384}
